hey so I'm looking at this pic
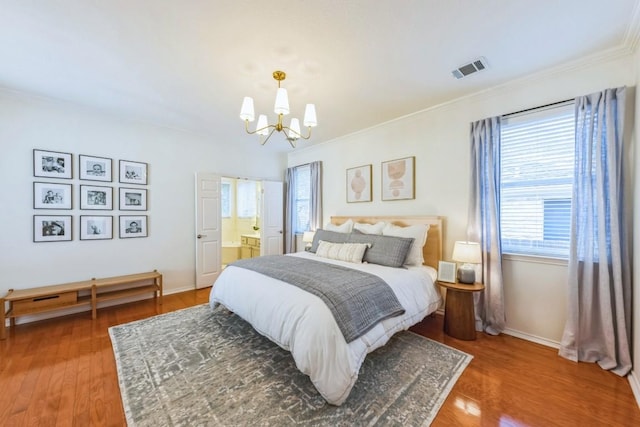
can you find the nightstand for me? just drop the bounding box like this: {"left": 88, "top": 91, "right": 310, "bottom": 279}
{"left": 436, "top": 280, "right": 485, "bottom": 340}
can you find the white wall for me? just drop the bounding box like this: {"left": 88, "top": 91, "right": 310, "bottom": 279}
{"left": 288, "top": 53, "right": 636, "bottom": 345}
{"left": 0, "top": 90, "right": 286, "bottom": 304}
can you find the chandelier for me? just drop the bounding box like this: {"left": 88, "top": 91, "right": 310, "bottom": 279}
{"left": 239, "top": 70, "right": 317, "bottom": 148}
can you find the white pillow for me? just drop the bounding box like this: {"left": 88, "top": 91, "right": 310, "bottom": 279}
{"left": 353, "top": 221, "right": 386, "bottom": 235}
{"left": 316, "top": 240, "right": 370, "bottom": 263}
{"left": 382, "top": 223, "right": 429, "bottom": 266}
{"left": 324, "top": 219, "right": 353, "bottom": 233}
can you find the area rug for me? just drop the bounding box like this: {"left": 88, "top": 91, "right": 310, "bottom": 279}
{"left": 109, "top": 304, "right": 472, "bottom": 426}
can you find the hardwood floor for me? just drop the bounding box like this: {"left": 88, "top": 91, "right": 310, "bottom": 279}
{"left": 1, "top": 288, "right": 638, "bottom": 426}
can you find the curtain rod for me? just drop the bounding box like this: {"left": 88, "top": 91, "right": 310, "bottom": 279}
{"left": 502, "top": 98, "right": 574, "bottom": 118}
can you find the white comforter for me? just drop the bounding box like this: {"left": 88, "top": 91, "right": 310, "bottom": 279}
{"left": 209, "top": 251, "right": 442, "bottom": 406}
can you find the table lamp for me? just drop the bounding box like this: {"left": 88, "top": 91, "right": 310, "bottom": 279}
{"left": 302, "top": 231, "right": 315, "bottom": 250}
{"left": 451, "top": 241, "right": 481, "bottom": 284}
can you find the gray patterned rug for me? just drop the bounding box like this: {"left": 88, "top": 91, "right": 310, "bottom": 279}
{"left": 109, "top": 304, "right": 472, "bottom": 426}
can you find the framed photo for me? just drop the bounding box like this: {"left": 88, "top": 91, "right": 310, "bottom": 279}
{"left": 80, "top": 185, "right": 113, "bottom": 210}
{"left": 119, "top": 160, "right": 148, "bottom": 185}
{"left": 438, "top": 261, "right": 457, "bottom": 283}
{"left": 346, "top": 164, "right": 372, "bottom": 203}
{"left": 119, "top": 215, "right": 148, "bottom": 238}
{"left": 33, "top": 182, "right": 72, "bottom": 210}
{"left": 80, "top": 216, "right": 113, "bottom": 240}
{"left": 79, "top": 154, "right": 112, "bottom": 182}
{"left": 119, "top": 187, "right": 147, "bottom": 210}
{"left": 33, "top": 149, "right": 72, "bottom": 179}
{"left": 33, "top": 215, "right": 72, "bottom": 242}
{"left": 381, "top": 156, "right": 415, "bottom": 201}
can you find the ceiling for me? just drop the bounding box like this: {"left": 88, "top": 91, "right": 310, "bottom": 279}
{"left": 1, "top": 1, "right": 639, "bottom": 152}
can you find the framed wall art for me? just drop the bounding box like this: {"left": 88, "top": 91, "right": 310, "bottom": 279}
{"left": 33, "top": 215, "right": 72, "bottom": 242}
{"left": 381, "top": 156, "right": 415, "bottom": 201}
{"left": 119, "top": 215, "right": 148, "bottom": 238}
{"left": 80, "top": 185, "right": 113, "bottom": 210}
{"left": 119, "top": 160, "right": 148, "bottom": 185}
{"left": 33, "top": 149, "right": 72, "bottom": 179}
{"left": 79, "top": 154, "right": 112, "bottom": 182}
{"left": 80, "top": 215, "right": 113, "bottom": 240}
{"left": 346, "top": 164, "right": 372, "bottom": 203}
{"left": 33, "top": 182, "right": 72, "bottom": 210}
{"left": 119, "top": 187, "right": 147, "bottom": 211}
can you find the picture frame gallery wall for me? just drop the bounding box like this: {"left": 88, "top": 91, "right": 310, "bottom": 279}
{"left": 32, "top": 149, "right": 150, "bottom": 242}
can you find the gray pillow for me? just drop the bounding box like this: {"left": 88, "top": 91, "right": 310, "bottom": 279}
{"left": 309, "top": 229, "right": 350, "bottom": 253}
{"left": 348, "top": 231, "right": 414, "bottom": 268}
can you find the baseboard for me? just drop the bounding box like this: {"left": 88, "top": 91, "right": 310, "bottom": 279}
{"left": 502, "top": 327, "right": 561, "bottom": 349}
{"left": 629, "top": 369, "right": 640, "bottom": 408}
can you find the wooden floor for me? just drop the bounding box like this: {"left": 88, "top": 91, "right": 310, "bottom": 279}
{"left": 1, "top": 289, "right": 638, "bottom": 426}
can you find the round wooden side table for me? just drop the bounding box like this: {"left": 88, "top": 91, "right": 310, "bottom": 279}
{"left": 436, "top": 281, "right": 485, "bottom": 340}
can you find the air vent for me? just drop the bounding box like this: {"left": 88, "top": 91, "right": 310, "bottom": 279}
{"left": 452, "top": 57, "right": 489, "bottom": 79}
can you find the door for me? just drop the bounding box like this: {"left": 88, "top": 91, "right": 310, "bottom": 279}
{"left": 195, "top": 173, "right": 221, "bottom": 288}
{"left": 261, "top": 180, "right": 284, "bottom": 255}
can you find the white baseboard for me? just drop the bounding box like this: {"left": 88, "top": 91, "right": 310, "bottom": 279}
{"left": 501, "top": 327, "right": 561, "bottom": 349}
{"left": 629, "top": 370, "right": 640, "bottom": 409}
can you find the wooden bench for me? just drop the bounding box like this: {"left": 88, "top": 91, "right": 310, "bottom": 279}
{"left": 1, "top": 270, "right": 162, "bottom": 340}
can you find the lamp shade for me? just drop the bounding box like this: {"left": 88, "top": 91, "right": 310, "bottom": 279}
{"left": 255, "top": 115, "right": 269, "bottom": 136}
{"left": 288, "top": 118, "right": 301, "bottom": 139}
{"left": 451, "top": 241, "right": 481, "bottom": 264}
{"left": 239, "top": 97, "right": 255, "bottom": 122}
{"left": 303, "top": 104, "right": 317, "bottom": 127}
{"left": 274, "top": 88, "right": 290, "bottom": 115}
{"left": 302, "top": 231, "right": 315, "bottom": 243}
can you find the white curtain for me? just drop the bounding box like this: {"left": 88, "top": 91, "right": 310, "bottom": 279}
{"left": 559, "top": 87, "right": 631, "bottom": 376}
{"left": 309, "top": 161, "right": 323, "bottom": 232}
{"left": 284, "top": 161, "right": 322, "bottom": 254}
{"left": 468, "top": 117, "right": 506, "bottom": 335}
{"left": 284, "top": 166, "right": 297, "bottom": 254}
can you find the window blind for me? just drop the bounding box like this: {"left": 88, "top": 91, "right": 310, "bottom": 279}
{"left": 500, "top": 102, "right": 575, "bottom": 258}
{"left": 293, "top": 164, "right": 311, "bottom": 233}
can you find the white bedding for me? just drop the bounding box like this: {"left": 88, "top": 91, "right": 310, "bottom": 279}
{"left": 209, "top": 251, "right": 442, "bottom": 406}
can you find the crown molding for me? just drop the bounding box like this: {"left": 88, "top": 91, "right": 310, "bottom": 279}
{"left": 623, "top": 1, "right": 640, "bottom": 53}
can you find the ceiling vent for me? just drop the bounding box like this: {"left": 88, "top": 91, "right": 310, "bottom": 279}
{"left": 452, "top": 57, "right": 489, "bottom": 79}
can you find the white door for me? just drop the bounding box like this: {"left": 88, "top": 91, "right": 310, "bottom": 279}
{"left": 261, "top": 180, "right": 284, "bottom": 255}
{"left": 195, "top": 173, "right": 221, "bottom": 288}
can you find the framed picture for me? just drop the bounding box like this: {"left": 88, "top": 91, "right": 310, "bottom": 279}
{"left": 33, "top": 215, "right": 72, "bottom": 242}
{"left": 438, "top": 261, "right": 457, "bottom": 283}
{"left": 346, "top": 164, "right": 372, "bottom": 203}
{"left": 79, "top": 154, "right": 112, "bottom": 182}
{"left": 33, "top": 182, "right": 72, "bottom": 210}
{"left": 119, "top": 160, "right": 148, "bottom": 185}
{"left": 80, "top": 215, "right": 113, "bottom": 240}
{"left": 33, "top": 149, "right": 72, "bottom": 179}
{"left": 119, "top": 187, "right": 147, "bottom": 210}
{"left": 80, "top": 185, "right": 113, "bottom": 210}
{"left": 119, "top": 215, "right": 148, "bottom": 238}
{"left": 381, "top": 156, "right": 415, "bottom": 201}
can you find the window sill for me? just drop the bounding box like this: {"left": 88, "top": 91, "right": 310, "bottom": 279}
{"left": 502, "top": 253, "right": 568, "bottom": 267}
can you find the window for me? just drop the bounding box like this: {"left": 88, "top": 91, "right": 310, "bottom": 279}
{"left": 500, "top": 102, "right": 575, "bottom": 258}
{"left": 293, "top": 164, "right": 310, "bottom": 233}
{"left": 221, "top": 181, "right": 231, "bottom": 218}
{"left": 237, "top": 180, "right": 257, "bottom": 218}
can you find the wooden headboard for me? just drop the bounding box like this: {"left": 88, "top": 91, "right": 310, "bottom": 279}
{"left": 330, "top": 216, "right": 443, "bottom": 270}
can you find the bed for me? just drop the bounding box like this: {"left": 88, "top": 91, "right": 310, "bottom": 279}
{"left": 209, "top": 215, "right": 443, "bottom": 406}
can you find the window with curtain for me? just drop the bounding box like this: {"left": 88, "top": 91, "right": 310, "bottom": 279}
{"left": 293, "top": 164, "right": 311, "bottom": 233}
{"left": 500, "top": 101, "right": 575, "bottom": 258}
{"left": 237, "top": 180, "right": 257, "bottom": 218}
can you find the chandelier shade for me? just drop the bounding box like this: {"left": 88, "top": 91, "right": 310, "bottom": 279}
{"left": 240, "top": 70, "right": 317, "bottom": 148}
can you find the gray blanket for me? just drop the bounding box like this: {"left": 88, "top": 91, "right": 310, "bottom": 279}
{"left": 230, "top": 255, "right": 405, "bottom": 342}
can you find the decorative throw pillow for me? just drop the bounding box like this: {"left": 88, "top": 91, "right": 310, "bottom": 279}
{"left": 347, "top": 232, "right": 414, "bottom": 268}
{"left": 324, "top": 219, "right": 354, "bottom": 233}
{"left": 309, "top": 229, "right": 350, "bottom": 253}
{"left": 353, "top": 221, "right": 386, "bottom": 235}
{"left": 316, "top": 241, "right": 370, "bottom": 263}
{"left": 382, "top": 223, "right": 429, "bottom": 266}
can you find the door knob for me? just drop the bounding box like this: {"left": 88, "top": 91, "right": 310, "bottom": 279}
{"left": 197, "top": 234, "right": 207, "bottom": 239}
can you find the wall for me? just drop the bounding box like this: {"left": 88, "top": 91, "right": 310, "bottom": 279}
{"left": 288, "top": 52, "right": 636, "bottom": 346}
{"left": 0, "top": 90, "right": 286, "bottom": 316}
